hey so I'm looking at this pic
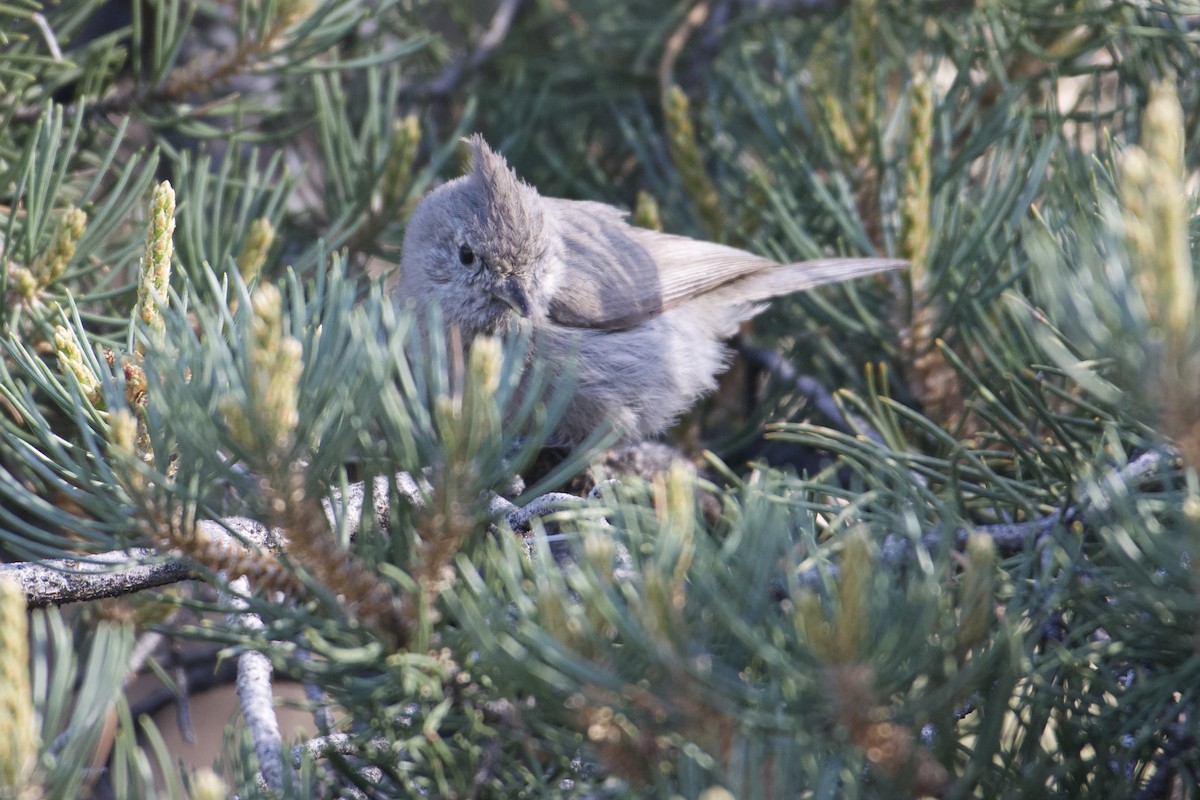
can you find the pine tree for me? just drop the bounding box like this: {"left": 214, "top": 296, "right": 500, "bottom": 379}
{"left": 1, "top": 0, "right": 1198, "bottom": 797}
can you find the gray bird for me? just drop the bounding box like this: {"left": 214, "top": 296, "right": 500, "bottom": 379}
{"left": 395, "top": 135, "right": 904, "bottom": 445}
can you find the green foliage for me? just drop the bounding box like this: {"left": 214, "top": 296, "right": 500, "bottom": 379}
{"left": 29, "top": 607, "right": 187, "bottom": 800}
{"left": 1, "top": 0, "right": 1199, "bottom": 797}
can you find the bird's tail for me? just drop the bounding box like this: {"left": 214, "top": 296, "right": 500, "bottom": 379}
{"left": 718, "top": 257, "right": 906, "bottom": 304}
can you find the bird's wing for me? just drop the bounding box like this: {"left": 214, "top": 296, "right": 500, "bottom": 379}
{"left": 545, "top": 198, "right": 903, "bottom": 330}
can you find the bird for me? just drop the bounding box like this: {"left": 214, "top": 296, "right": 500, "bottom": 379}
{"left": 394, "top": 135, "right": 904, "bottom": 446}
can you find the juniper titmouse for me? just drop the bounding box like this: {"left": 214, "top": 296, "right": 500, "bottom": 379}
{"left": 394, "top": 135, "right": 904, "bottom": 445}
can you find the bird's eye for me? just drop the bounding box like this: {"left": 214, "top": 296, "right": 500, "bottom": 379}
{"left": 459, "top": 244, "right": 475, "bottom": 266}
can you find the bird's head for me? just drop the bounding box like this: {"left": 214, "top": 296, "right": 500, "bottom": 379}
{"left": 399, "top": 135, "right": 551, "bottom": 335}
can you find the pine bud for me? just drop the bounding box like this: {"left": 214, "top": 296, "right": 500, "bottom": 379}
{"left": 109, "top": 408, "right": 139, "bottom": 458}
{"left": 1119, "top": 81, "right": 1198, "bottom": 466}
{"left": 138, "top": 182, "right": 176, "bottom": 334}
{"left": 900, "top": 72, "right": 933, "bottom": 281}
{"left": 659, "top": 462, "right": 695, "bottom": 592}
{"left": 899, "top": 71, "right": 967, "bottom": 431}
{"left": 1142, "top": 81, "right": 1185, "bottom": 178}
{"left": 382, "top": 115, "right": 422, "bottom": 212}
{"left": 236, "top": 218, "right": 275, "bottom": 283}
{"left": 633, "top": 190, "right": 662, "bottom": 232}
{"left": 582, "top": 527, "right": 616, "bottom": 584}
{"left": 7, "top": 265, "right": 38, "bottom": 304}
{"left": 467, "top": 335, "right": 503, "bottom": 399}
{"left": 123, "top": 360, "right": 148, "bottom": 407}
{"left": 850, "top": 0, "right": 879, "bottom": 131}
{"left": 794, "top": 589, "right": 834, "bottom": 659}
{"left": 831, "top": 529, "right": 874, "bottom": 664}
{"left": 53, "top": 325, "right": 102, "bottom": 406}
{"left": 275, "top": 0, "right": 316, "bottom": 27}
{"left": 220, "top": 284, "right": 303, "bottom": 457}
{"left": 646, "top": 463, "right": 695, "bottom": 634}
{"left": 955, "top": 532, "right": 996, "bottom": 658}
{"left": 663, "top": 85, "right": 723, "bottom": 240}
{"left": 462, "top": 335, "right": 503, "bottom": 445}
{"left": 187, "top": 768, "right": 227, "bottom": 800}
{"left": 820, "top": 95, "right": 858, "bottom": 161}
{"left": 1120, "top": 82, "right": 1193, "bottom": 345}
{"left": 0, "top": 577, "right": 37, "bottom": 798}
{"left": 32, "top": 205, "right": 87, "bottom": 285}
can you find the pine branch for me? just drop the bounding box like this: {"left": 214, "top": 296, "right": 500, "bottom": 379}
{"left": 0, "top": 515, "right": 273, "bottom": 607}
{"left": 0, "top": 475, "right": 580, "bottom": 608}
{"left": 918, "top": 446, "right": 1177, "bottom": 554}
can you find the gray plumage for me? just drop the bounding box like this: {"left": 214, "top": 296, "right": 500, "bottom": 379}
{"left": 394, "top": 135, "right": 904, "bottom": 445}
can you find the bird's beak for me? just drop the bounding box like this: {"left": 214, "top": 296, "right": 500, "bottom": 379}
{"left": 491, "top": 275, "right": 531, "bottom": 317}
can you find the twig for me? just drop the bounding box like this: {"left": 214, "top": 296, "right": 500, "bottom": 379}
{"left": 171, "top": 638, "right": 196, "bottom": 743}
{"left": 10, "top": 9, "right": 287, "bottom": 124}
{"left": 488, "top": 491, "right": 583, "bottom": 531}
{"left": 226, "top": 575, "right": 286, "bottom": 791}
{"left": 126, "top": 630, "right": 167, "bottom": 683}
{"left": 291, "top": 733, "right": 391, "bottom": 766}
{"left": 404, "top": 0, "right": 525, "bottom": 98}
{"left": 1, "top": 515, "right": 275, "bottom": 607}
{"left": 123, "top": 609, "right": 197, "bottom": 740}
{"left": 127, "top": 654, "right": 238, "bottom": 722}
{"left": 734, "top": 339, "right": 886, "bottom": 444}
{"left": 323, "top": 472, "right": 428, "bottom": 536}
{"left": 298, "top": 648, "right": 334, "bottom": 736}
{"left": 957, "top": 447, "right": 1175, "bottom": 552}
{"left": 287, "top": 734, "right": 387, "bottom": 798}
{"left": 2, "top": 475, "right": 566, "bottom": 607}
{"left": 948, "top": 513, "right": 1061, "bottom": 552}
{"left": 658, "top": 0, "right": 714, "bottom": 97}
{"left": 798, "top": 447, "right": 1179, "bottom": 596}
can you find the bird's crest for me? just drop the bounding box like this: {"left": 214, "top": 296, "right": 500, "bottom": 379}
{"left": 464, "top": 135, "right": 546, "bottom": 269}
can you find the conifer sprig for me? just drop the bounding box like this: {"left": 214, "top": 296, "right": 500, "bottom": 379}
{"left": 1, "top": 0, "right": 1199, "bottom": 796}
